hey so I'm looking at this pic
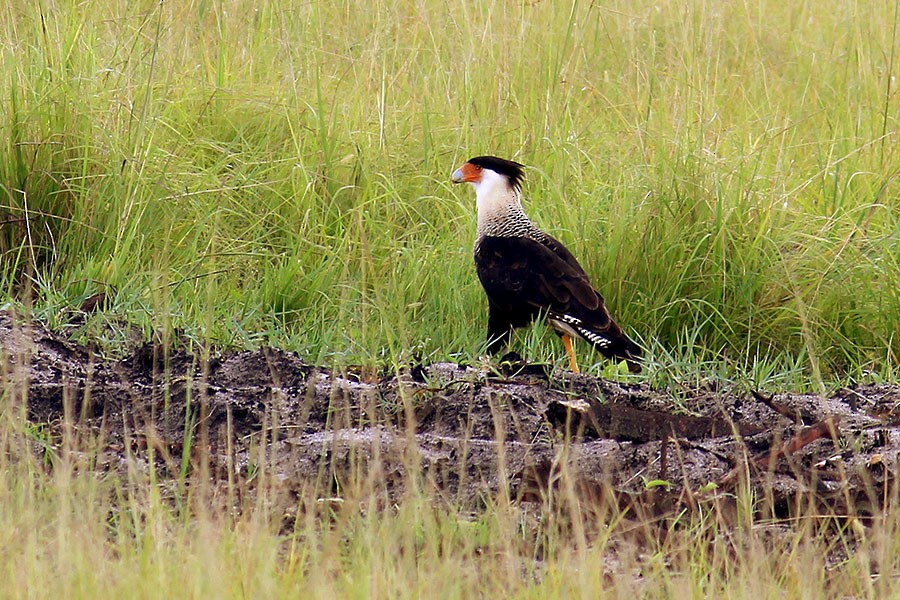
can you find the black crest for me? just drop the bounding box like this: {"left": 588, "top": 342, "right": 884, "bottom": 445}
{"left": 468, "top": 156, "right": 526, "bottom": 190}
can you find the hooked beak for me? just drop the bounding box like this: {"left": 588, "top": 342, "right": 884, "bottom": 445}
{"left": 451, "top": 168, "right": 465, "bottom": 183}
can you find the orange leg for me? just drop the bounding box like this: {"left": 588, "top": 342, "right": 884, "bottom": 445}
{"left": 562, "top": 334, "right": 580, "bottom": 373}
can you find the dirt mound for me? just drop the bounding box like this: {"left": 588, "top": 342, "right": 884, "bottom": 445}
{"left": 2, "top": 310, "right": 898, "bottom": 519}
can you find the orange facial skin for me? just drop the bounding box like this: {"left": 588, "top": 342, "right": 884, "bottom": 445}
{"left": 451, "top": 162, "right": 483, "bottom": 184}
{"left": 460, "top": 162, "right": 482, "bottom": 182}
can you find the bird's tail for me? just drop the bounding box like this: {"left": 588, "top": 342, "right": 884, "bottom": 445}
{"left": 575, "top": 322, "right": 643, "bottom": 373}
{"left": 549, "top": 311, "right": 644, "bottom": 373}
{"left": 613, "top": 335, "right": 643, "bottom": 374}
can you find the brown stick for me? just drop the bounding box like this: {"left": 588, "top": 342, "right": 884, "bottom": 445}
{"left": 715, "top": 415, "right": 841, "bottom": 491}
{"left": 751, "top": 389, "right": 801, "bottom": 423}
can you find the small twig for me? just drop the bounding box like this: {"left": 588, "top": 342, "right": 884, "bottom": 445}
{"left": 751, "top": 389, "right": 801, "bottom": 423}
{"left": 659, "top": 436, "right": 668, "bottom": 482}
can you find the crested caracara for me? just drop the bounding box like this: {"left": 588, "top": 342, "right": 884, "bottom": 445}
{"left": 451, "top": 155, "right": 642, "bottom": 373}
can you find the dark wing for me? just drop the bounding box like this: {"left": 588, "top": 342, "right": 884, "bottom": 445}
{"left": 475, "top": 235, "right": 642, "bottom": 366}
{"left": 475, "top": 237, "right": 545, "bottom": 353}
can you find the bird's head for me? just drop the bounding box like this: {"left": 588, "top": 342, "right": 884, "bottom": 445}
{"left": 451, "top": 156, "right": 526, "bottom": 193}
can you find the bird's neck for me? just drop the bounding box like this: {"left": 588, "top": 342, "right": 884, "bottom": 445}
{"left": 475, "top": 185, "right": 538, "bottom": 240}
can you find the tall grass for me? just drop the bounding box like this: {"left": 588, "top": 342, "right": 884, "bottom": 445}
{"left": 2, "top": 0, "right": 898, "bottom": 381}
{"left": 2, "top": 1, "right": 900, "bottom": 594}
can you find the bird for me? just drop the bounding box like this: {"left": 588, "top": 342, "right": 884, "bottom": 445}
{"left": 451, "top": 155, "right": 642, "bottom": 374}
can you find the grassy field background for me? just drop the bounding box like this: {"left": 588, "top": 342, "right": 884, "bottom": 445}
{"left": 3, "top": 0, "right": 898, "bottom": 385}
{"left": 2, "top": 0, "right": 900, "bottom": 596}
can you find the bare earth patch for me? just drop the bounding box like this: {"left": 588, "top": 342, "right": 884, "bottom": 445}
{"left": 2, "top": 310, "right": 898, "bottom": 525}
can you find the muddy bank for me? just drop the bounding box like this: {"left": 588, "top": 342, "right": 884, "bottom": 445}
{"left": 1, "top": 310, "right": 898, "bottom": 519}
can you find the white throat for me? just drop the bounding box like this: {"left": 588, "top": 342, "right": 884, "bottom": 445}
{"left": 472, "top": 170, "right": 521, "bottom": 226}
{"left": 469, "top": 169, "right": 540, "bottom": 242}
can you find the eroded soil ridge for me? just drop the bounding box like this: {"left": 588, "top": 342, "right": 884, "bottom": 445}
{"left": 2, "top": 310, "right": 898, "bottom": 518}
